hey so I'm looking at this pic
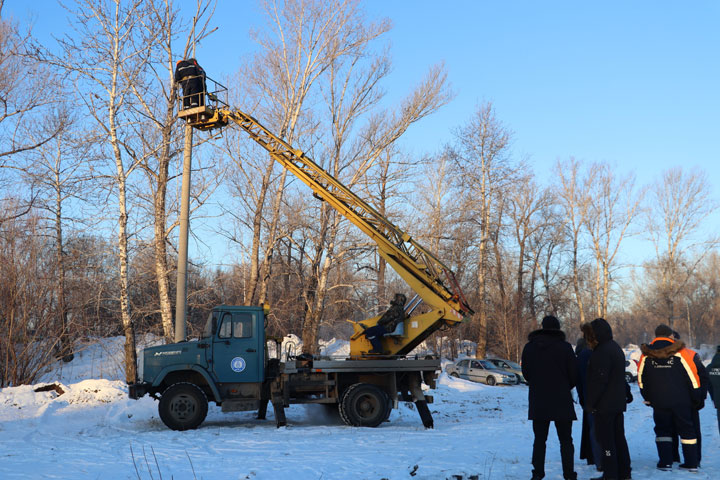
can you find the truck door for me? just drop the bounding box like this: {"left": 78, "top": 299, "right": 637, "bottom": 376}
{"left": 212, "top": 310, "right": 263, "bottom": 383}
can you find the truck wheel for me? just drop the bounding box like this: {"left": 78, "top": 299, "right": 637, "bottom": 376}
{"left": 382, "top": 390, "right": 393, "bottom": 422}
{"left": 339, "top": 383, "right": 388, "bottom": 428}
{"left": 486, "top": 376, "right": 496, "bottom": 386}
{"left": 158, "top": 382, "right": 208, "bottom": 431}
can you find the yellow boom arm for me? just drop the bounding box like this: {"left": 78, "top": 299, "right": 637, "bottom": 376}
{"left": 180, "top": 100, "right": 473, "bottom": 356}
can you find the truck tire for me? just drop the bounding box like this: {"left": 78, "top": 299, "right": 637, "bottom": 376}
{"left": 339, "top": 383, "right": 388, "bottom": 428}
{"left": 158, "top": 382, "right": 208, "bottom": 431}
{"left": 382, "top": 390, "right": 393, "bottom": 422}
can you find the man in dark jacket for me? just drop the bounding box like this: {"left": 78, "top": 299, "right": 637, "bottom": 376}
{"left": 708, "top": 345, "right": 720, "bottom": 435}
{"left": 667, "top": 328, "right": 709, "bottom": 466}
{"left": 174, "top": 58, "right": 206, "bottom": 109}
{"left": 638, "top": 324, "right": 704, "bottom": 472}
{"left": 362, "top": 293, "right": 406, "bottom": 354}
{"left": 576, "top": 338, "right": 602, "bottom": 470}
{"left": 521, "top": 315, "right": 578, "bottom": 480}
{"left": 582, "top": 318, "right": 631, "bottom": 480}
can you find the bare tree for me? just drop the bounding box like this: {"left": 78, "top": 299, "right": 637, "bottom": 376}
{"left": 0, "top": 210, "right": 59, "bottom": 386}
{"left": 506, "top": 174, "right": 554, "bottom": 358}
{"left": 128, "top": 0, "right": 215, "bottom": 340}
{"left": 582, "top": 162, "right": 643, "bottom": 319}
{"left": 296, "top": 34, "right": 451, "bottom": 353}
{"left": 236, "top": 0, "right": 392, "bottom": 308}
{"left": 20, "top": 109, "right": 96, "bottom": 361}
{"left": 554, "top": 157, "right": 592, "bottom": 325}
{"left": 0, "top": 16, "right": 67, "bottom": 223}
{"left": 40, "top": 0, "right": 160, "bottom": 383}
{"left": 644, "top": 167, "right": 718, "bottom": 327}
{"left": 451, "top": 102, "right": 514, "bottom": 358}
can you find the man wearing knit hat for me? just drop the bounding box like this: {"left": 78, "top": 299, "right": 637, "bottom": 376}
{"left": 521, "top": 315, "right": 578, "bottom": 480}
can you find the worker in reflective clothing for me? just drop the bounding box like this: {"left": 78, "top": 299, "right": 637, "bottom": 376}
{"left": 637, "top": 324, "right": 705, "bottom": 472}
{"left": 667, "top": 329, "right": 708, "bottom": 466}
{"left": 363, "top": 293, "right": 406, "bottom": 354}
{"left": 174, "top": 58, "right": 206, "bottom": 109}
{"left": 707, "top": 346, "right": 720, "bottom": 435}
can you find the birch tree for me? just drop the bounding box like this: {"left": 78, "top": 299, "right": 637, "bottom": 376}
{"left": 42, "top": 0, "right": 158, "bottom": 383}
{"left": 129, "top": 0, "right": 215, "bottom": 340}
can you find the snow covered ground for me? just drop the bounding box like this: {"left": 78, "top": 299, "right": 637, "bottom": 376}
{"left": 1, "top": 338, "right": 718, "bottom": 479}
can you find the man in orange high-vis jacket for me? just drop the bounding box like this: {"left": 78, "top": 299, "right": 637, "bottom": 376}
{"left": 638, "top": 324, "right": 707, "bottom": 472}
{"left": 669, "top": 330, "right": 709, "bottom": 466}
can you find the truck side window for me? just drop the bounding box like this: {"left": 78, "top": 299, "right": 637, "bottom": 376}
{"left": 218, "top": 313, "right": 232, "bottom": 338}
{"left": 232, "top": 313, "right": 253, "bottom": 338}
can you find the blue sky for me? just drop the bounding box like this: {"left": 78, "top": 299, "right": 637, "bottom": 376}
{"left": 8, "top": 0, "right": 719, "bottom": 266}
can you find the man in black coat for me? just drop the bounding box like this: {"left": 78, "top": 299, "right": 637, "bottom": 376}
{"left": 708, "top": 345, "right": 720, "bottom": 435}
{"left": 576, "top": 338, "right": 602, "bottom": 470}
{"left": 521, "top": 315, "right": 578, "bottom": 480}
{"left": 174, "top": 58, "right": 206, "bottom": 109}
{"left": 583, "top": 318, "right": 631, "bottom": 480}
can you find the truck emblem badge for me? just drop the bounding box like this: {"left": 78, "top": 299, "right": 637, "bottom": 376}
{"left": 231, "top": 357, "right": 246, "bottom": 373}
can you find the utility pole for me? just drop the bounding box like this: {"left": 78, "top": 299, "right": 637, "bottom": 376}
{"left": 174, "top": 122, "right": 193, "bottom": 342}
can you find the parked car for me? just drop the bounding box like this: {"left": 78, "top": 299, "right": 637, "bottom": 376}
{"left": 446, "top": 358, "right": 518, "bottom": 386}
{"left": 486, "top": 358, "right": 526, "bottom": 384}
{"left": 625, "top": 359, "right": 638, "bottom": 383}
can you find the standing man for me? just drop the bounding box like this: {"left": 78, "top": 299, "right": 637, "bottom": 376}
{"left": 174, "top": 58, "right": 206, "bottom": 109}
{"left": 576, "top": 338, "right": 602, "bottom": 471}
{"left": 667, "top": 328, "right": 708, "bottom": 465}
{"left": 638, "top": 324, "right": 704, "bottom": 472}
{"left": 582, "top": 318, "right": 631, "bottom": 480}
{"left": 707, "top": 345, "right": 720, "bottom": 435}
{"left": 522, "top": 315, "right": 578, "bottom": 480}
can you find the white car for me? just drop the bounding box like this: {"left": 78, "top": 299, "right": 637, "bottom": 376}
{"left": 446, "top": 359, "right": 518, "bottom": 385}
{"left": 625, "top": 359, "right": 638, "bottom": 383}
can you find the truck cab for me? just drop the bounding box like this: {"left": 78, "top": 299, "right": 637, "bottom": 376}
{"left": 130, "top": 305, "right": 270, "bottom": 430}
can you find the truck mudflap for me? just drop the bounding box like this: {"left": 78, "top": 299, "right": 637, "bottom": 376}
{"left": 128, "top": 382, "right": 150, "bottom": 400}
{"left": 409, "top": 373, "right": 433, "bottom": 428}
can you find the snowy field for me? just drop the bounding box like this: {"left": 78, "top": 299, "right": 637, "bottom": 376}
{"left": 1, "top": 338, "right": 718, "bottom": 480}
